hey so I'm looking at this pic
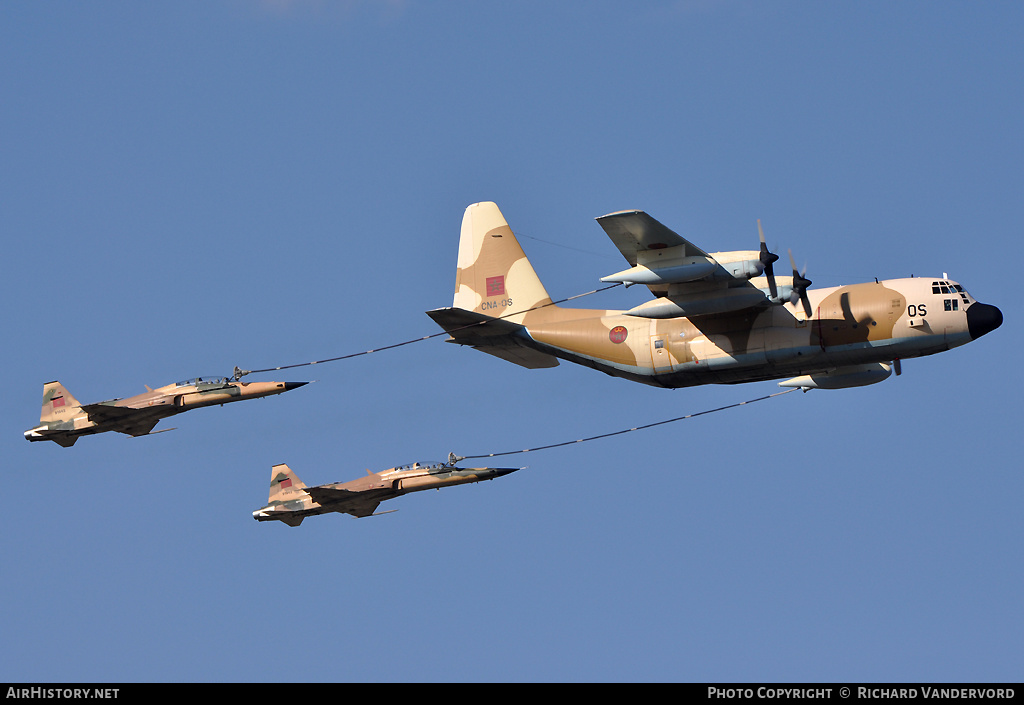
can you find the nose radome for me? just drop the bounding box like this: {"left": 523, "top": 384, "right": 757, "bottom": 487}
{"left": 284, "top": 382, "right": 309, "bottom": 391}
{"left": 967, "top": 303, "right": 1003, "bottom": 339}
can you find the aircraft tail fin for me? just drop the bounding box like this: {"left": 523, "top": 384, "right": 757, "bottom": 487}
{"left": 40, "top": 381, "right": 82, "bottom": 423}
{"left": 268, "top": 463, "right": 308, "bottom": 504}
{"left": 453, "top": 202, "right": 554, "bottom": 325}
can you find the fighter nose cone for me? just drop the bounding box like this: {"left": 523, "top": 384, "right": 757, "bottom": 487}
{"left": 968, "top": 303, "right": 1002, "bottom": 339}
{"left": 284, "top": 382, "right": 309, "bottom": 391}
{"left": 490, "top": 467, "right": 520, "bottom": 479}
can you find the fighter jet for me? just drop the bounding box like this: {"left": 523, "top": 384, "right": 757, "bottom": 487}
{"left": 427, "top": 202, "right": 1003, "bottom": 390}
{"left": 253, "top": 461, "right": 520, "bottom": 526}
{"left": 25, "top": 377, "right": 308, "bottom": 447}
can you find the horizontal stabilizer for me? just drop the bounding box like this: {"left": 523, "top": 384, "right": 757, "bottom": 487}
{"left": 470, "top": 344, "right": 560, "bottom": 369}
{"left": 426, "top": 307, "right": 559, "bottom": 369}
{"left": 426, "top": 307, "right": 528, "bottom": 341}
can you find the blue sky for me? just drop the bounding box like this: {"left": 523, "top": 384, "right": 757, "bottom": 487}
{"left": 2, "top": 1, "right": 1020, "bottom": 682}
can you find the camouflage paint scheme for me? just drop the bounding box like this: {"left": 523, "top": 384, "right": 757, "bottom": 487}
{"left": 25, "top": 377, "right": 308, "bottom": 447}
{"left": 427, "top": 202, "right": 1003, "bottom": 390}
{"left": 254, "top": 462, "right": 520, "bottom": 526}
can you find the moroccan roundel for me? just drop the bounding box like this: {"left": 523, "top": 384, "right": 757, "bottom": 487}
{"left": 609, "top": 326, "right": 628, "bottom": 344}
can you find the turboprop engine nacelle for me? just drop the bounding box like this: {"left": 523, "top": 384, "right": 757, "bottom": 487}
{"left": 625, "top": 287, "right": 768, "bottom": 318}
{"left": 778, "top": 363, "right": 893, "bottom": 390}
{"left": 750, "top": 276, "right": 795, "bottom": 306}
{"left": 601, "top": 249, "right": 765, "bottom": 286}
{"left": 600, "top": 258, "right": 717, "bottom": 285}
{"left": 708, "top": 251, "right": 765, "bottom": 281}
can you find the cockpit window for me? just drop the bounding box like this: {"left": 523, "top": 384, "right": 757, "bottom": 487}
{"left": 176, "top": 377, "right": 229, "bottom": 387}
{"left": 395, "top": 461, "right": 446, "bottom": 471}
{"left": 932, "top": 281, "right": 971, "bottom": 306}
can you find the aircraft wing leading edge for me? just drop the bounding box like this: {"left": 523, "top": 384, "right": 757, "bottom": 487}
{"left": 596, "top": 210, "right": 710, "bottom": 264}
{"left": 305, "top": 486, "right": 382, "bottom": 518}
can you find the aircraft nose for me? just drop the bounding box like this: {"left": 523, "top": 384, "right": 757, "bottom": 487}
{"left": 967, "top": 303, "right": 1002, "bottom": 340}
{"left": 489, "top": 467, "right": 520, "bottom": 479}
{"left": 284, "top": 382, "right": 309, "bottom": 391}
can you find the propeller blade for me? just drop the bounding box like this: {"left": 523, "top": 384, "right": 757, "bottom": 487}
{"left": 764, "top": 260, "right": 777, "bottom": 298}
{"left": 800, "top": 290, "right": 813, "bottom": 318}
{"left": 758, "top": 220, "right": 779, "bottom": 298}
{"left": 787, "top": 249, "right": 813, "bottom": 317}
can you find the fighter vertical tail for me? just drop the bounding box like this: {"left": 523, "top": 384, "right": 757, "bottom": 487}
{"left": 40, "top": 381, "right": 82, "bottom": 424}
{"left": 268, "top": 463, "right": 308, "bottom": 501}
{"left": 263, "top": 464, "right": 311, "bottom": 527}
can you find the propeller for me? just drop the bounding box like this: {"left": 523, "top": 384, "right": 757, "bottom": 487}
{"left": 788, "top": 249, "right": 813, "bottom": 318}
{"left": 757, "top": 219, "right": 779, "bottom": 298}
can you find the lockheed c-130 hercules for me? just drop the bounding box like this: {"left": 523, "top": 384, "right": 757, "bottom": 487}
{"left": 427, "top": 202, "right": 1002, "bottom": 390}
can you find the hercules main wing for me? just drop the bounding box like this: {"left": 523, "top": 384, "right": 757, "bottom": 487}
{"left": 596, "top": 210, "right": 787, "bottom": 317}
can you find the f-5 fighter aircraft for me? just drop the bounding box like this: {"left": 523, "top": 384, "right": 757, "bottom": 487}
{"left": 25, "top": 377, "right": 308, "bottom": 447}
{"left": 427, "top": 202, "right": 1002, "bottom": 390}
{"left": 254, "top": 461, "right": 520, "bottom": 526}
